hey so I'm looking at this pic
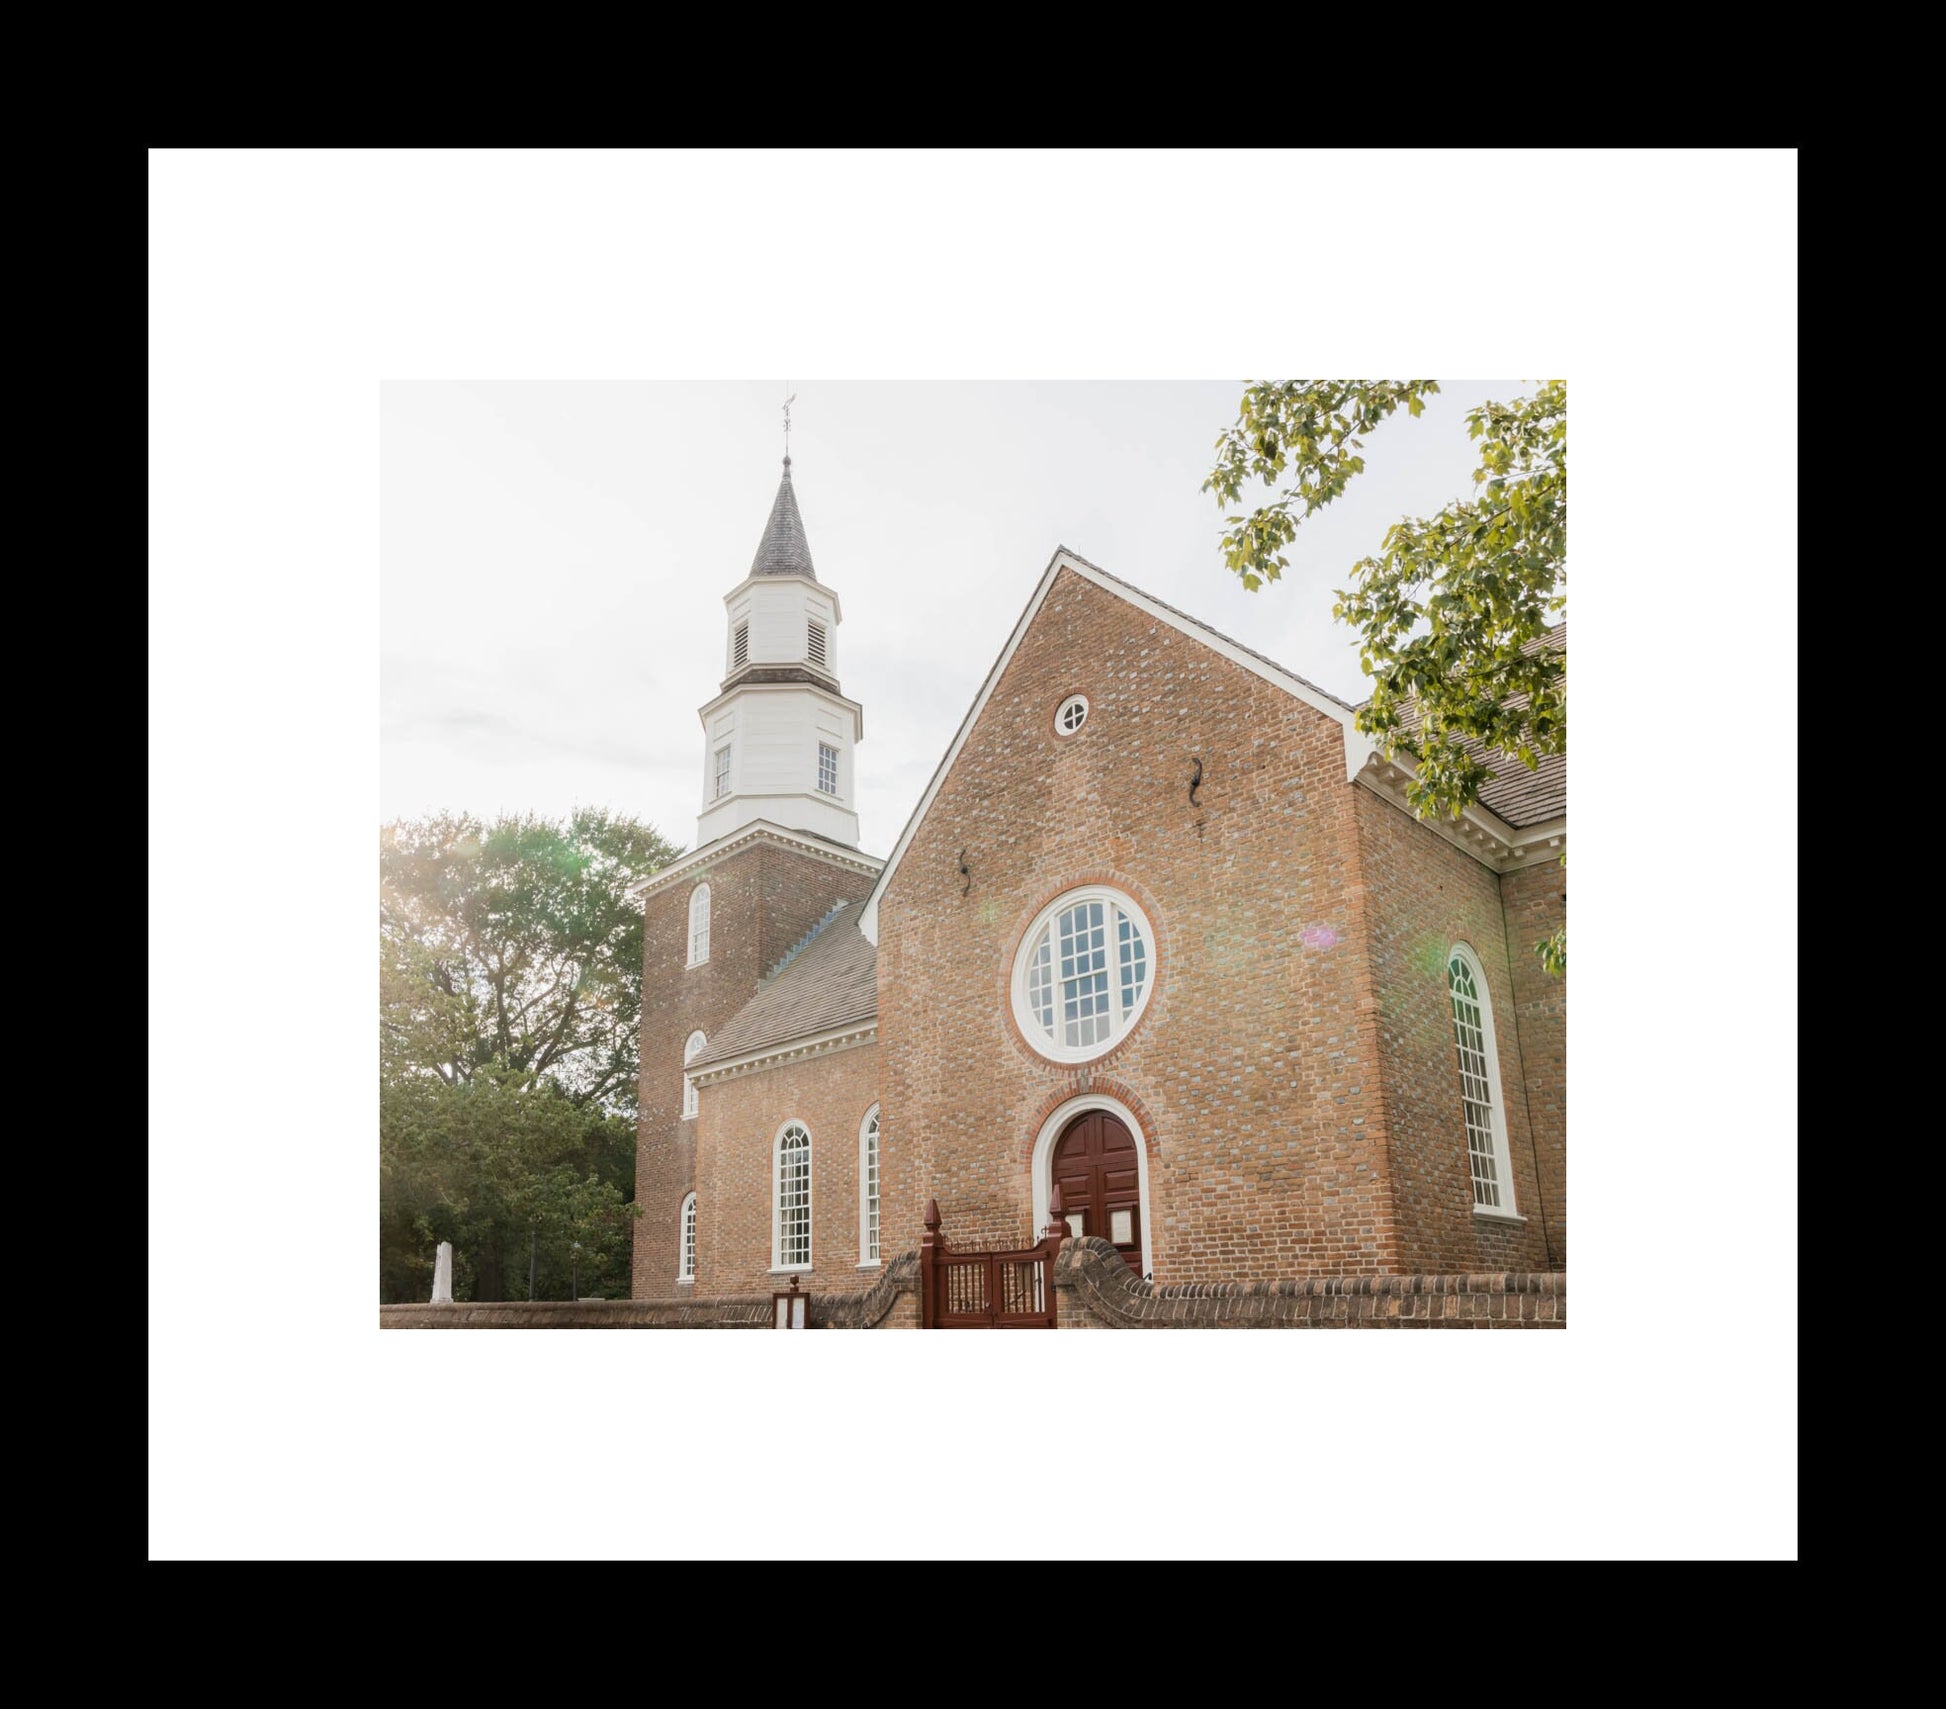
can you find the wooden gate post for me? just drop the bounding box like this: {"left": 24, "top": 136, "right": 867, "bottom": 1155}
{"left": 1042, "top": 1183, "right": 1069, "bottom": 1248}
{"left": 922, "top": 1195, "right": 1062, "bottom": 1329}
{"left": 1036, "top": 1184, "right": 1067, "bottom": 1325}
{"left": 921, "top": 1197, "right": 943, "bottom": 1330}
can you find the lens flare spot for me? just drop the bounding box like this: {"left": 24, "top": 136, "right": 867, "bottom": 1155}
{"left": 1299, "top": 924, "right": 1342, "bottom": 951}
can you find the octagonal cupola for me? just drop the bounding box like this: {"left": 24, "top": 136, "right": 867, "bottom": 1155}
{"left": 695, "top": 456, "right": 864, "bottom": 848}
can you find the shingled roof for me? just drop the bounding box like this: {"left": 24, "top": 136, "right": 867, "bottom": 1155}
{"left": 749, "top": 456, "right": 817, "bottom": 580}
{"left": 1382, "top": 624, "right": 1567, "bottom": 829}
{"left": 692, "top": 901, "right": 875, "bottom": 1068}
{"left": 1477, "top": 746, "right": 1566, "bottom": 828}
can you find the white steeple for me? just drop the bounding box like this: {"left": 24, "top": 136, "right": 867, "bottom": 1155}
{"left": 695, "top": 456, "right": 863, "bottom": 848}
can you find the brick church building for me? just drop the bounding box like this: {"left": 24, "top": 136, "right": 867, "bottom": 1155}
{"left": 629, "top": 458, "right": 1566, "bottom": 1319}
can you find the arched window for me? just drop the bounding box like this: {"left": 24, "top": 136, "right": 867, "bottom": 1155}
{"left": 859, "top": 1105, "right": 881, "bottom": 1265}
{"left": 681, "top": 1030, "right": 706, "bottom": 1119}
{"left": 774, "top": 1120, "right": 812, "bottom": 1270}
{"left": 687, "top": 883, "right": 712, "bottom": 966}
{"left": 1010, "top": 885, "right": 1156, "bottom": 1063}
{"left": 1447, "top": 942, "right": 1519, "bottom": 1216}
{"left": 678, "top": 1192, "right": 697, "bottom": 1283}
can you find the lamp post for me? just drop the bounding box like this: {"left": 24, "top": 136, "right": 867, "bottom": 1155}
{"left": 571, "top": 1241, "right": 581, "bottom": 1302}
{"left": 528, "top": 1224, "right": 538, "bottom": 1302}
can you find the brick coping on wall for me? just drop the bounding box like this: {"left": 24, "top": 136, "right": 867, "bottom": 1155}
{"left": 809, "top": 1250, "right": 918, "bottom": 1326}
{"left": 1051, "top": 1237, "right": 1565, "bottom": 1327}
{"left": 379, "top": 1243, "right": 1564, "bottom": 1328}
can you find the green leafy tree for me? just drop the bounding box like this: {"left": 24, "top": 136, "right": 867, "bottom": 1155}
{"left": 379, "top": 809, "right": 679, "bottom": 1300}
{"left": 1204, "top": 379, "right": 1566, "bottom": 972}
{"left": 380, "top": 808, "right": 681, "bottom": 1113}
{"left": 380, "top": 1066, "right": 639, "bottom": 1303}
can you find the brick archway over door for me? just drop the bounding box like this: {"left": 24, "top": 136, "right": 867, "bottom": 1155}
{"left": 1051, "top": 1110, "right": 1143, "bottom": 1275}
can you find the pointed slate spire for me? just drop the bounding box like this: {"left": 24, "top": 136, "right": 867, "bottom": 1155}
{"left": 749, "top": 456, "right": 817, "bottom": 580}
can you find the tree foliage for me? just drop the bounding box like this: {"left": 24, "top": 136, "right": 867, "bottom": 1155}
{"left": 380, "top": 1067, "right": 638, "bottom": 1304}
{"left": 1205, "top": 379, "right": 1566, "bottom": 973}
{"left": 380, "top": 808, "right": 681, "bottom": 1114}
{"left": 379, "top": 808, "right": 680, "bottom": 1301}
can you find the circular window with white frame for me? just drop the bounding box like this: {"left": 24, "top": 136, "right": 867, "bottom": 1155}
{"left": 1053, "top": 694, "right": 1089, "bottom": 736}
{"left": 1011, "top": 885, "right": 1155, "bottom": 1063}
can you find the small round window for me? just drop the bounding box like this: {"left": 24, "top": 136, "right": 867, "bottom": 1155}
{"left": 1054, "top": 694, "right": 1089, "bottom": 736}
{"left": 1011, "top": 886, "right": 1155, "bottom": 1063}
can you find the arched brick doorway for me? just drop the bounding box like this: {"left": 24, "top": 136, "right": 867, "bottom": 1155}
{"left": 1050, "top": 1109, "right": 1144, "bottom": 1276}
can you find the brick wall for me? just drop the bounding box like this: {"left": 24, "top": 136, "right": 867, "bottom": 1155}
{"left": 691, "top": 1038, "right": 881, "bottom": 1297}
{"left": 1351, "top": 790, "right": 1553, "bottom": 1274}
{"left": 380, "top": 1239, "right": 1560, "bottom": 1330}
{"left": 633, "top": 840, "right": 877, "bottom": 1300}
{"left": 809, "top": 1250, "right": 919, "bottom": 1327}
{"left": 382, "top": 1250, "right": 918, "bottom": 1328}
{"left": 877, "top": 568, "right": 1398, "bottom": 1284}
{"left": 380, "top": 1242, "right": 1563, "bottom": 1328}
{"left": 1050, "top": 1236, "right": 1564, "bottom": 1328}
{"left": 381, "top": 1298, "right": 773, "bottom": 1328}
{"left": 1499, "top": 859, "right": 1567, "bottom": 1264}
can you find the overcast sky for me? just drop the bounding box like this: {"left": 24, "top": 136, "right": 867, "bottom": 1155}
{"left": 382, "top": 378, "right": 1523, "bottom": 853}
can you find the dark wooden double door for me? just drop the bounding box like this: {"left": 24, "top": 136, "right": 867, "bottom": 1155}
{"left": 1051, "top": 1111, "right": 1144, "bottom": 1276}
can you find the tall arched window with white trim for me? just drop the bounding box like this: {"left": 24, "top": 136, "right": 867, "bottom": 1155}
{"left": 1447, "top": 942, "right": 1519, "bottom": 1216}
{"left": 687, "top": 883, "right": 711, "bottom": 967}
{"left": 678, "top": 1192, "right": 697, "bottom": 1283}
{"left": 681, "top": 1030, "right": 706, "bottom": 1119}
{"left": 859, "top": 1105, "right": 881, "bottom": 1265}
{"left": 774, "top": 1121, "right": 812, "bottom": 1270}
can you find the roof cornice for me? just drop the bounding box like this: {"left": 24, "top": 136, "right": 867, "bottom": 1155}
{"left": 1346, "top": 732, "right": 1567, "bottom": 872}
{"left": 690, "top": 1021, "right": 878, "bottom": 1087}
{"left": 629, "top": 821, "right": 884, "bottom": 902}
{"left": 716, "top": 662, "right": 844, "bottom": 696}
{"left": 696, "top": 679, "right": 862, "bottom": 731}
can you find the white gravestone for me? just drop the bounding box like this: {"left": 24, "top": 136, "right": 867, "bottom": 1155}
{"left": 431, "top": 1241, "right": 454, "bottom": 1304}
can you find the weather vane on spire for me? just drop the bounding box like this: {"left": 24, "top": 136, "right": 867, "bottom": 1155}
{"left": 783, "top": 384, "right": 796, "bottom": 466}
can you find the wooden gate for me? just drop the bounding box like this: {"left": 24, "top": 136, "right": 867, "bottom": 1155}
{"left": 919, "top": 1193, "right": 1066, "bottom": 1329}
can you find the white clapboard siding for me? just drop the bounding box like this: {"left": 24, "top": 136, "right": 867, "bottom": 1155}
{"left": 696, "top": 566, "right": 857, "bottom": 847}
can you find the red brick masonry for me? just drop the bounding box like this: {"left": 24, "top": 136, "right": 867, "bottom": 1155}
{"left": 634, "top": 840, "right": 878, "bottom": 1300}
{"left": 1049, "top": 1236, "right": 1564, "bottom": 1327}
{"left": 381, "top": 1243, "right": 1562, "bottom": 1328}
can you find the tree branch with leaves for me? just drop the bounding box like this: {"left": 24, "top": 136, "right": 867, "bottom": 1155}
{"left": 1205, "top": 379, "right": 1566, "bottom": 973}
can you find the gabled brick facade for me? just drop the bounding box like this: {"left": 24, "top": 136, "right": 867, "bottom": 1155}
{"left": 878, "top": 568, "right": 1398, "bottom": 1282}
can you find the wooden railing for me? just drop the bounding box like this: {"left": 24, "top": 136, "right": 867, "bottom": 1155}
{"left": 919, "top": 1190, "right": 1067, "bottom": 1329}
